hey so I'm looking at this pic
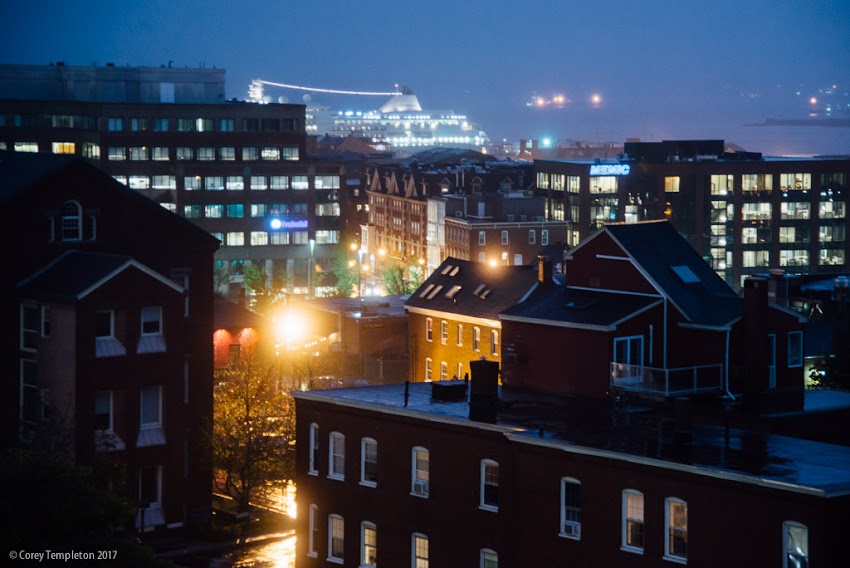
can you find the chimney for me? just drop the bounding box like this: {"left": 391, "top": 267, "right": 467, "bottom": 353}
{"left": 741, "top": 277, "right": 770, "bottom": 399}
{"left": 469, "top": 358, "right": 499, "bottom": 423}
{"left": 538, "top": 255, "right": 553, "bottom": 286}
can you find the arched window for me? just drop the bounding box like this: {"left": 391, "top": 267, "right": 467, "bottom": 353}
{"left": 664, "top": 497, "right": 688, "bottom": 561}
{"left": 307, "top": 504, "right": 318, "bottom": 557}
{"left": 360, "top": 437, "right": 378, "bottom": 486}
{"left": 411, "top": 446, "right": 429, "bottom": 497}
{"left": 622, "top": 489, "right": 644, "bottom": 552}
{"left": 328, "top": 514, "right": 344, "bottom": 562}
{"left": 61, "top": 200, "right": 82, "bottom": 241}
{"left": 560, "top": 477, "right": 581, "bottom": 539}
{"left": 480, "top": 460, "right": 499, "bottom": 511}
{"left": 361, "top": 521, "right": 377, "bottom": 567}
{"left": 783, "top": 521, "right": 808, "bottom": 568}
{"left": 308, "top": 423, "right": 319, "bottom": 475}
{"left": 480, "top": 548, "right": 498, "bottom": 568}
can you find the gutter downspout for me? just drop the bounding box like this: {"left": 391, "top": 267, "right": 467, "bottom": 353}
{"left": 724, "top": 327, "right": 736, "bottom": 401}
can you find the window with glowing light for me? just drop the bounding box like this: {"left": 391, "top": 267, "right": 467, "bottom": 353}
{"left": 328, "top": 432, "right": 345, "bottom": 480}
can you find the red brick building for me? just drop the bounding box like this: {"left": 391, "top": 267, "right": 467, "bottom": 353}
{"left": 294, "top": 370, "right": 849, "bottom": 567}
{"left": 501, "top": 221, "right": 806, "bottom": 410}
{"left": 2, "top": 151, "right": 218, "bottom": 530}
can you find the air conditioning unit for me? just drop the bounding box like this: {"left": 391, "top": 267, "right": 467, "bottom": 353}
{"left": 413, "top": 480, "right": 429, "bottom": 496}
{"left": 562, "top": 521, "right": 581, "bottom": 537}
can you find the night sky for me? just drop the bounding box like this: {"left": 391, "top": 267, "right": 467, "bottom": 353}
{"left": 3, "top": 1, "right": 849, "bottom": 154}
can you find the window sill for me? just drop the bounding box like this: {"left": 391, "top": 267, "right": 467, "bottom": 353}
{"left": 359, "top": 481, "right": 377, "bottom": 488}
{"left": 663, "top": 554, "right": 687, "bottom": 565}
{"left": 307, "top": 470, "right": 318, "bottom": 477}
{"left": 326, "top": 557, "right": 343, "bottom": 564}
{"left": 558, "top": 532, "right": 581, "bottom": 541}
{"left": 479, "top": 505, "right": 498, "bottom": 513}
{"left": 621, "top": 546, "right": 644, "bottom": 555}
{"left": 410, "top": 492, "right": 429, "bottom": 499}
{"left": 327, "top": 474, "right": 344, "bottom": 482}
{"left": 307, "top": 552, "right": 317, "bottom": 558}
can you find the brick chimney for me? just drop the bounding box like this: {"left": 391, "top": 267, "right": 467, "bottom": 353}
{"left": 469, "top": 358, "right": 499, "bottom": 423}
{"left": 741, "top": 277, "right": 770, "bottom": 400}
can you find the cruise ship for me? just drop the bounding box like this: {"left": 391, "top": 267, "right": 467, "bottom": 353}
{"left": 250, "top": 81, "right": 489, "bottom": 152}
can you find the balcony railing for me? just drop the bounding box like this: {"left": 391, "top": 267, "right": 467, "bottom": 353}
{"left": 610, "top": 363, "right": 724, "bottom": 397}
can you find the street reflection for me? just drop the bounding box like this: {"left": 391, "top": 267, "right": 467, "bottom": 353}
{"left": 218, "top": 533, "right": 296, "bottom": 568}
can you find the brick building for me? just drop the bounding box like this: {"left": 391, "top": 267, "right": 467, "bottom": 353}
{"left": 2, "top": 151, "right": 217, "bottom": 529}
{"left": 534, "top": 139, "right": 849, "bottom": 288}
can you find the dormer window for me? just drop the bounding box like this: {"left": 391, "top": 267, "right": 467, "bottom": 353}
{"left": 61, "top": 201, "right": 82, "bottom": 241}
{"left": 141, "top": 307, "right": 163, "bottom": 336}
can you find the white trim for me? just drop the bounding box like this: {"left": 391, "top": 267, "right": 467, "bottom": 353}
{"left": 406, "top": 305, "right": 501, "bottom": 329}
{"left": 327, "top": 513, "right": 344, "bottom": 563}
{"left": 411, "top": 446, "right": 429, "bottom": 498}
{"left": 559, "top": 476, "right": 582, "bottom": 540}
{"left": 621, "top": 489, "right": 644, "bottom": 554}
{"left": 503, "top": 432, "right": 831, "bottom": 496}
{"left": 499, "top": 312, "right": 612, "bottom": 332}
{"left": 360, "top": 520, "right": 377, "bottom": 567}
{"left": 328, "top": 431, "right": 345, "bottom": 481}
{"left": 596, "top": 254, "right": 631, "bottom": 261}
{"left": 517, "top": 280, "right": 539, "bottom": 304}
{"left": 782, "top": 521, "right": 809, "bottom": 568}
{"left": 566, "top": 285, "right": 663, "bottom": 299}
{"left": 479, "top": 459, "right": 499, "bottom": 512}
{"left": 308, "top": 423, "right": 319, "bottom": 475}
{"left": 307, "top": 504, "right": 318, "bottom": 557}
{"left": 664, "top": 497, "right": 688, "bottom": 563}
{"left": 360, "top": 437, "right": 378, "bottom": 487}
{"left": 77, "top": 258, "right": 184, "bottom": 299}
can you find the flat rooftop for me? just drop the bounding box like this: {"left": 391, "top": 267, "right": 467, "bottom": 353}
{"left": 296, "top": 382, "right": 850, "bottom": 496}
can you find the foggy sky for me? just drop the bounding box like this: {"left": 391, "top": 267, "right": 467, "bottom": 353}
{"left": 2, "top": 0, "right": 849, "bottom": 155}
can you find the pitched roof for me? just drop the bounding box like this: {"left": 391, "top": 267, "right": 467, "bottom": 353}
{"left": 405, "top": 257, "right": 539, "bottom": 321}
{"left": 0, "top": 151, "right": 77, "bottom": 204}
{"left": 500, "top": 286, "right": 662, "bottom": 330}
{"left": 0, "top": 150, "right": 219, "bottom": 246}
{"left": 17, "top": 250, "right": 182, "bottom": 301}
{"left": 599, "top": 221, "right": 741, "bottom": 326}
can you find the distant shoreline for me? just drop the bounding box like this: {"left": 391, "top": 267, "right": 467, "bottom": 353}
{"left": 746, "top": 117, "right": 850, "bottom": 128}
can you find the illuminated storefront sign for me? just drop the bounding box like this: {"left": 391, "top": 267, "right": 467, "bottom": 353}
{"left": 270, "top": 218, "right": 308, "bottom": 230}
{"left": 589, "top": 164, "right": 631, "bottom": 176}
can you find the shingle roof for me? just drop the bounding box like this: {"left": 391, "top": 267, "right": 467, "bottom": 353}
{"left": 17, "top": 250, "right": 181, "bottom": 301}
{"left": 500, "top": 286, "right": 661, "bottom": 330}
{"left": 405, "top": 257, "right": 539, "bottom": 320}
{"left": 602, "top": 221, "right": 741, "bottom": 326}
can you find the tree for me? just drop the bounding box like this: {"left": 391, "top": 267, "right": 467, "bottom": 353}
{"left": 210, "top": 359, "right": 295, "bottom": 513}
{"left": 383, "top": 264, "right": 424, "bottom": 295}
{"left": 0, "top": 450, "right": 166, "bottom": 567}
{"left": 326, "top": 248, "right": 358, "bottom": 297}
{"left": 242, "top": 262, "right": 286, "bottom": 315}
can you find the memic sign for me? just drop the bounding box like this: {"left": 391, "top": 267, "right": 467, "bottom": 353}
{"left": 589, "top": 164, "right": 631, "bottom": 176}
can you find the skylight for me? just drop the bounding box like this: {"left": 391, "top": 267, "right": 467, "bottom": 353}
{"left": 419, "top": 284, "right": 435, "bottom": 298}
{"left": 449, "top": 266, "right": 460, "bottom": 276}
{"left": 473, "top": 284, "right": 486, "bottom": 296}
{"left": 441, "top": 264, "right": 453, "bottom": 275}
{"left": 445, "top": 285, "right": 462, "bottom": 299}
{"left": 427, "top": 285, "right": 444, "bottom": 299}
{"left": 671, "top": 265, "right": 700, "bottom": 284}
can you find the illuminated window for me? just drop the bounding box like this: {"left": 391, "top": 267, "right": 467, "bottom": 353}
{"left": 473, "top": 327, "right": 481, "bottom": 352}
{"left": 411, "top": 447, "right": 429, "bottom": 497}
{"left": 622, "top": 490, "right": 644, "bottom": 553}
{"left": 425, "top": 318, "right": 433, "bottom": 341}
{"left": 412, "top": 533, "right": 429, "bottom": 568}
{"left": 250, "top": 232, "right": 268, "bottom": 246}
{"left": 490, "top": 330, "right": 499, "bottom": 356}
{"left": 664, "top": 497, "right": 688, "bottom": 561}
{"left": 440, "top": 361, "right": 447, "bottom": 381}
{"left": 424, "top": 358, "right": 432, "bottom": 382}
{"left": 261, "top": 147, "right": 281, "bottom": 160}
{"left": 107, "top": 147, "right": 126, "bottom": 161}
{"left": 205, "top": 176, "right": 224, "bottom": 191}
{"left": 225, "top": 232, "right": 244, "bottom": 246}
{"left": 292, "top": 176, "right": 309, "bottom": 190}
{"left": 665, "top": 176, "right": 680, "bottom": 192}
{"left": 361, "top": 522, "right": 377, "bottom": 567}
{"left": 219, "top": 147, "right": 236, "bottom": 161}
{"left": 243, "top": 146, "right": 258, "bottom": 160}
{"left": 440, "top": 321, "right": 448, "bottom": 345}
{"left": 176, "top": 147, "right": 192, "bottom": 160}
{"left": 197, "top": 147, "right": 214, "bottom": 161}
{"left": 51, "top": 142, "right": 75, "bottom": 154}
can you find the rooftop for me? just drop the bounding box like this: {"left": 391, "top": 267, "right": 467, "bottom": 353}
{"left": 296, "top": 382, "right": 850, "bottom": 496}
